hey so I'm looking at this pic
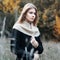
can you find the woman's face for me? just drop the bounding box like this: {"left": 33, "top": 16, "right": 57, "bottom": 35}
{"left": 25, "top": 8, "right": 36, "bottom": 23}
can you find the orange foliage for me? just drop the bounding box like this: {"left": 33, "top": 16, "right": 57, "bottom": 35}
{"left": 42, "top": 9, "right": 48, "bottom": 21}
{"left": 42, "top": 14, "right": 48, "bottom": 21}
{"left": 2, "top": 0, "right": 21, "bottom": 14}
{"left": 54, "top": 15, "right": 60, "bottom": 35}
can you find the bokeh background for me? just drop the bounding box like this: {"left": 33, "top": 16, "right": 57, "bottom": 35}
{"left": 0, "top": 0, "right": 60, "bottom": 60}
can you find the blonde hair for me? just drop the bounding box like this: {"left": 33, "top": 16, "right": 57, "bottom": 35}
{"left": 17, "top": 3, "right": 39, "bottom": 26}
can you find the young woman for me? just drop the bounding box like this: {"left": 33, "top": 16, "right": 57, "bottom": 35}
{"left": 10, "top": 3, "right": 43, "bottom": 60}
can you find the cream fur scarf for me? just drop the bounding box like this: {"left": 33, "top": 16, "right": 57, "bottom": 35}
{"left": 13, "top": 21, "right": 40, "bottom": 37}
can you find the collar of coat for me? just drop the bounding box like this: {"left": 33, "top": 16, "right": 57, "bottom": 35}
{"left": 13, "top": 21, "right": 40, "bottom": 37}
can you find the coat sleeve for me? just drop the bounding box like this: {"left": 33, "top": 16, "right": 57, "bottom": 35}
{"left": 10, "top": 29, "right": 24, "bottom": 57}
{"left": 35, "top": 35, "right": 44, "bottom": 54}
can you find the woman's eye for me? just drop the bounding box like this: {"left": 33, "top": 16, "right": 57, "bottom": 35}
{"left": 29, "top": 12, "right": 36, "bottom": 15}
{"left": 29, "top": 12, "right": 33, "bottom": 14}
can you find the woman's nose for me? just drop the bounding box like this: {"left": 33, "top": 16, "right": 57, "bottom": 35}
{"left": 32, "top": 14, "right": 35, "bottom": 17}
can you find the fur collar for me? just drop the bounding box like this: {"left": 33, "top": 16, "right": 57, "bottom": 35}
{"left": 13, "top": 21, "right": 40, "bottom": 37}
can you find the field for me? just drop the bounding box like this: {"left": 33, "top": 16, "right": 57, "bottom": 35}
{"left": 0, "top": 37, "right": 60, "bottom": 60}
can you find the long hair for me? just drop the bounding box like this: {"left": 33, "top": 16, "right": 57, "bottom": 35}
{"left": 17, "top": 3, "right": 39, "bottom": 26}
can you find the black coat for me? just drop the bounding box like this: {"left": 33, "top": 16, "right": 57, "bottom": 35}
{"left": 10, "top": 29, "right": 43, "bottom": 58}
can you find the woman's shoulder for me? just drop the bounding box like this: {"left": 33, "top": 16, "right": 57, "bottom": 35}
{"left": 12, "top": 29, "right": 31, "bottom": 37}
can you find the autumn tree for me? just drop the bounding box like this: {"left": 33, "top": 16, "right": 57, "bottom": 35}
{"left": 0, "top": 0, "right": 21, "bottom": 14}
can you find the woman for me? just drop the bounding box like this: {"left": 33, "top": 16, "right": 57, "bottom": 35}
{"left": 10, "top": 3, "right": 43, "bottom": 60}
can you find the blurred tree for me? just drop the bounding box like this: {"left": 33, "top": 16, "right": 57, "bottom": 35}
{"left": 1, "top": 0, "right": 21, "bottom": 14}
{"left": 40, "top": 0, "right": 55, "bottom": 9}
{"left": 0, "top": 0, "right": 21, "bottom": 37}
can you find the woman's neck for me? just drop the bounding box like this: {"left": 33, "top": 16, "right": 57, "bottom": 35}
{"left": 23, "top": 20, "right": 33, "bottom": 29}
{"left": 25, "top": 20, "right": 33, "bottom": 25}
